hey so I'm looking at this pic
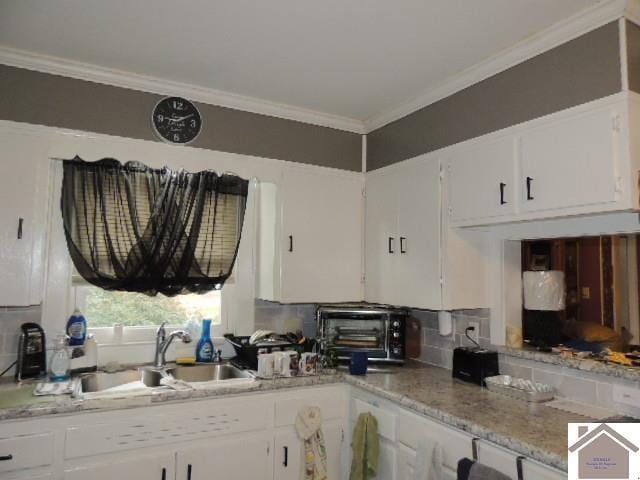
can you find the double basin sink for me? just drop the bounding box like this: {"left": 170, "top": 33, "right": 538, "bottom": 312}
{"left": 80, "top": 363, "right": 253, "bottom": 393}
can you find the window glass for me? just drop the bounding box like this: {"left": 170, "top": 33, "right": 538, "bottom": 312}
{"left": 80, "top": 286, "right": 221, "bottom": 327}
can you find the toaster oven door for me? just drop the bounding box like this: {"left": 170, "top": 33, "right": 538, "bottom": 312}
{"left": 322, "top": 314, "right": 388, "bottom": 359}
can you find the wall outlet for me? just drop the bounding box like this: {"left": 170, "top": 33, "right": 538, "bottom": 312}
{"left": 466, "top": 321, "right": 480, "bottom": 344}
{"left": 613, "top": 384, "right": 640, "bottom": 407}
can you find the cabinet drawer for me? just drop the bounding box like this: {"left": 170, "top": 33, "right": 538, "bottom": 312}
{"left": 352, "top": 398, "right": 396, "bottom": 441}
{"left": 0, "top": 432, "right": 54, "bottom": 473}
{"left": 274, "top": 386, "right": 347, "bottom": 426}
{"left": 65, "top": 396, "right": 269, "bottom": 458}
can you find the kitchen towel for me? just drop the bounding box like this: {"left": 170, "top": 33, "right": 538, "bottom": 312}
{"left": 349, "top": 412, "right": 379, "bottom": 480}
{"left": 413, "top": 435, "right": 443, "bottom": 480}
{"left": 456, "top": 458, "right": 511, "bottom": 480}
{"left": 295, "top": 406, "right": 328, "bottom": 480}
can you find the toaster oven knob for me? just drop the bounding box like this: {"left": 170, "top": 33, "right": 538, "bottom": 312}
{"left": 392, "top": 347, "right": 402, "bottom": 355}
{"left": 392, "top": 332, "right": 400, "bottom": 338}
{"left": 392, "top": 320, "right": 400, "bottom": 328}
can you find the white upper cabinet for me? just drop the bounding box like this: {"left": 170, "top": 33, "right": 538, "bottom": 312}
{"left": 257, "top": 165, "right": 364, "bottom": 303}
{"left": 0, "top": 129, "right": 49, "bottom": 306}
{"left": 446, "top": 136, "right": 517, "bottom": 223}
{"left": 520, "top": 105, "right": 620, "bottom": 213}
{"left": 365, "top": 154, "right": 487, "bottom": 310}
{"left": 446, "top": 94, "right": 638, "bottom": 227}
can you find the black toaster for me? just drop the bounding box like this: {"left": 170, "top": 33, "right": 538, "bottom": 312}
{"left": 452, "top": 347, "right": 499, "bottom": 386}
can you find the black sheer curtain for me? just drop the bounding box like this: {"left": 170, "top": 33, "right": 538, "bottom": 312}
{"left": 61, "top": 157, "right": 249, "bottom": 296}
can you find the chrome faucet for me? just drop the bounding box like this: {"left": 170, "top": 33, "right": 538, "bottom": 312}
{"left": 154, "top": 321, "right": 192, "bottom": 368}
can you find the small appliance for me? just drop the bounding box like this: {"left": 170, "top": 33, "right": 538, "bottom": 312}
{"left": 316, "top": 304, "right": 408, "bottom": 364}
{"left": 452, "top": 347, "right": 499, "bottom": 386}
{"left": 15, "top": 322, "right": 47, "bottom": 381}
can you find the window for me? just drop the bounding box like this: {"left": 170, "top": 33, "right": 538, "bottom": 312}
{"left": 75, "top": 285, "right": 222, "bottom": 328}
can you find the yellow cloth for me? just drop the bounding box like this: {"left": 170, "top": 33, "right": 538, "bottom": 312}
{"left": 349, "top": 412, "right": 379, "bottom": 480}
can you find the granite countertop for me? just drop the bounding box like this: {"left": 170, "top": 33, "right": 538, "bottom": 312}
{"left": 0, "top": 361, "right": 588, "bottom": 471}
{"left": 499, "top": 346, "right": 640, "bottom": 382}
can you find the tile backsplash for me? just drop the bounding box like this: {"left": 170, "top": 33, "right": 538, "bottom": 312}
{"left": 411, "top": 307, "right": 640, "bottom": 417}
{"left": 254, "top": 299, "right": 316, "bottom": 337}
{"left": 0, "top": 305, "right": 42, "bottom": 376}
{"left": 411, "top": 308, "right": 491, "bottom": 369}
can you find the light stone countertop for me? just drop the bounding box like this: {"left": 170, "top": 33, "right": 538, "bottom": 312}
{"left": 499, "top": 346, "right": 640, "bottom": 382}
{"left": 0, "top": 361, "right": 594, "bottom": 471}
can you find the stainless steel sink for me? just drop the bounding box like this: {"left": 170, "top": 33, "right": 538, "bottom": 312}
{"left": 166, "top": 364, "right": 253, "bottom": 382}
{"left": 80, "top": 367, "right": 166, "bottom": 392}
{"left": 78, "top": 363, "right": 252, "bottom": 393}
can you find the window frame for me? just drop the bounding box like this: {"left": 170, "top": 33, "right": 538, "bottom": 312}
{"left": 42, "top": 160, "right": 235, "bottom": 344}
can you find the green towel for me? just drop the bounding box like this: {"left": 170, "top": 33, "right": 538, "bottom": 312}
{"left": 349, "top": 412, "right": 379, "bottom": 480}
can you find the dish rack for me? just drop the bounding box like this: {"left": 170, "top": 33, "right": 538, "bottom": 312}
{"left": 484, "top": 375, "right": 554, "bottom": 403}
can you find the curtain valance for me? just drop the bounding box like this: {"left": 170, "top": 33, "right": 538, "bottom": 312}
{"left": 61, "top": 157, "right": 249, "bottom": 296}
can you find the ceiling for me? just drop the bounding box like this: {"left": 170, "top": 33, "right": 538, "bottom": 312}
{"left": 0, "top": 0, "right": 604, "bottom": 129}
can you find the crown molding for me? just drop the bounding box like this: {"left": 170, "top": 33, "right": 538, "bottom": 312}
{"left": 0, "top": 46, "right": 366, "bottom": 134}
{"left": 364, "top": 0, "right": 630, "bottom": 132}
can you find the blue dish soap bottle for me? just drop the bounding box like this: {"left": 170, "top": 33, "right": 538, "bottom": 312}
{"left": 66, "top": 309, "right": 87, "bottom": 346}
{"left": 196, "top": 319, "right": 214, "bottom": 362}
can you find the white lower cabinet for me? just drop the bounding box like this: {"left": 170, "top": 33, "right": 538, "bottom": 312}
{"left": 274, "top": 420, "right": 344, "bottom": 480}
{"left": 64, "top": 451, "right": 175, "bottom": 480}
{"left": 176, "top": 432, "right": 271, "bottom": 480}
{"left": 351, "top": 388, "right": 565, "bottom": 480}
{"left": 1, "top": 385, "right": 349, "bottom": 480}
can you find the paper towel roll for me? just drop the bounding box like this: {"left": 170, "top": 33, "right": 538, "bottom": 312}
{"left": 438, "top": 311, "right": 453, "bottom": 336}
{"left": 523, "top": 270, "right": 565, "bottom": 311}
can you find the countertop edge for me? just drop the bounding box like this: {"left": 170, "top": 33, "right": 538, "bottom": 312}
{"left": 0, "top": 371, "right": 567, "bottom": 472}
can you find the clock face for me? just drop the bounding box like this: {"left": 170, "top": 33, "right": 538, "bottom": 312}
{"left": 152, "top": 97, "right": 202, "bottom": 144}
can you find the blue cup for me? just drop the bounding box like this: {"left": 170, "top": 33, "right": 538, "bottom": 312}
{"left": 349, "top": 352, "right": 368, "bottom": 375}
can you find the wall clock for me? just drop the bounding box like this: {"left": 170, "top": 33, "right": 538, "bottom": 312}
{"left": 152, "top": 96, "right": 202, "bottom": 144}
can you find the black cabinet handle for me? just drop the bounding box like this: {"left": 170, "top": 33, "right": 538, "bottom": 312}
{"left": 283, "top": 446, "right": 288, "bottom": 467}
{"left": 516, "top": 456, "right": 525, "bottom": 480}
{"left": 472, "top": 437, "right": 479, "bottom": 461}
{"left": 288, "top": 235, "right": 293, "bottom": 252}
{"left": 499, "top": 182, "right": 507, "bottom": 205}
{"left": 187, "top": 464, "right": 192, "bottom": 480}
{"left": 17, "top": 218, "right": 23, "bottom": 239}
{"left": 400, "top": 237, "right": 407, "bottom": 254}
{"left": 0, "top": 454, "right": 12, "bottom": 461}
{"left": 526, "top": 177, "right": 534, "bottom": 200}
{"left": 161, "top": 467, "right": 166, "bottom": 480}
{"left": 388, "top": 237, "right": 394, "bottom": 254}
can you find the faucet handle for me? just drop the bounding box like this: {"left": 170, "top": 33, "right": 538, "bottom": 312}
{"left": 156, "top": 321, "right": 167, "bottom": 337}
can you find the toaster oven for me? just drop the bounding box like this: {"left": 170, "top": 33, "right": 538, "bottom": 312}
{"left": 316, "top": 304, "right": 408, "bottom": 364}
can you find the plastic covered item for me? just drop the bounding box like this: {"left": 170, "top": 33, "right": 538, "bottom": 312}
{"left": 522, "top": 270, "right": 565, "bottom": 311}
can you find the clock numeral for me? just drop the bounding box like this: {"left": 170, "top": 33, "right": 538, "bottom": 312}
{"left": 191, "top": 119, "right": 197, "bottom": 128}
{"left": 173, "top": 133, "right": 181, "bottom": 142}
{"left": 173, "top": 100, "right": 183, "bottom": 110}
{"left": 157, "top": 114, "right": 164, "bottom": 122}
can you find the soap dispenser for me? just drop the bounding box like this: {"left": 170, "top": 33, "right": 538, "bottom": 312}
{"left": 196, "top": 319, "right": 214, "bottom": 362}
{"left": 49, "top": 334, "right": 71, "bottom": 382}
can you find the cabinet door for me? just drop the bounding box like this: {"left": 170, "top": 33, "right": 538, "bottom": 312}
{"left": 364, "top": 168, "right": 398, "bottom": 305}
{"left": 274, "top": 420, "right": 344, "bottom": 480}
{"left": 0, "top": 130, "right": 49, "bottom": 306}
{"left": 64, "top": 452, "right": 174, "bottom": 480}
{"left": 280, "top": 168, "right": 363, "bottom": 303}
{"left": 394, "top": 156, "right": 441, "bottom": 309}
{"left": 520, "top": 106, "right": 620, "bottom": 213}
{"left": 446, "top": 136, "right": 517, "bottom": 224}
{"left": 176, "top": 432, "right": 271, "bottom": 480}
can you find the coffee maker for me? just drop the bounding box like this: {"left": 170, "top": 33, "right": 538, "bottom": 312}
{"left": 15, "top": 323, "right": 46, "bottom": 381}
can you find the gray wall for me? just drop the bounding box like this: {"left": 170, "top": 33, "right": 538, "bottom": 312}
{"left": 0, "top": 65, "right": 362, "bottom": 171}
{"left": 627, "top": 20, "right": 640, "bottom": 93}
{"left": 367, "top": 22, "right": 622, "bottom": 171}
